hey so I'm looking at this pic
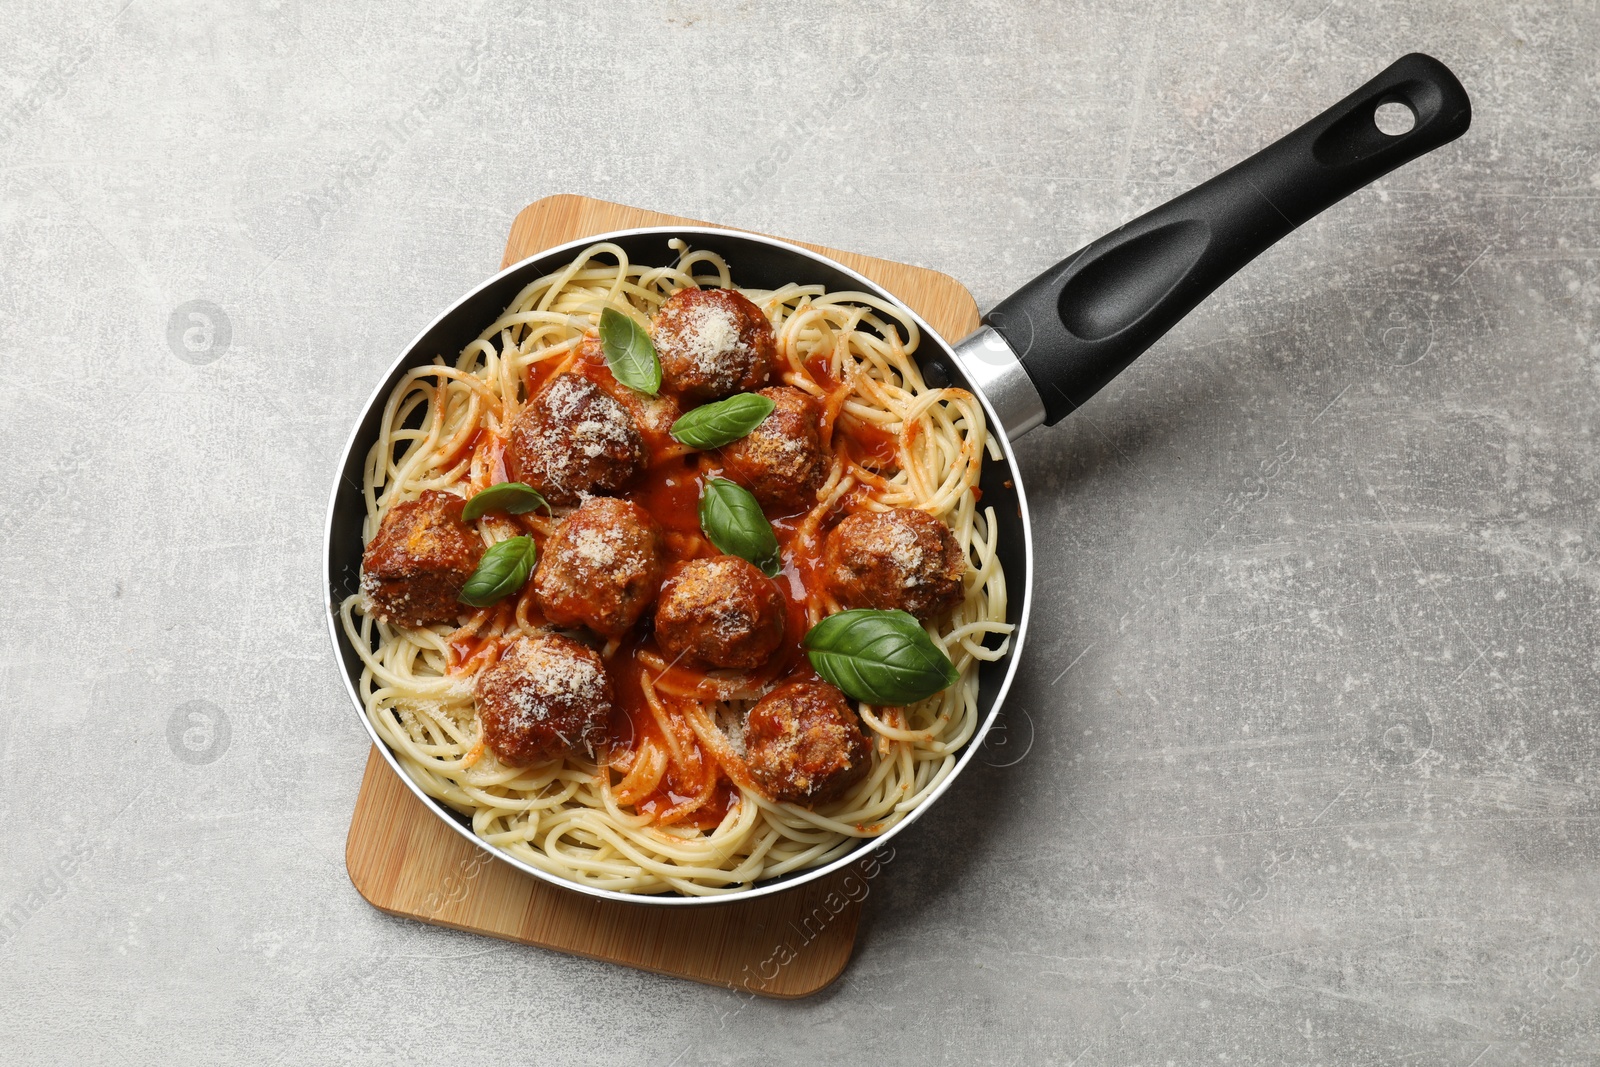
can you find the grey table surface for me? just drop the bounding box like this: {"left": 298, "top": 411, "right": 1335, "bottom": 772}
{"left": 3, "top": 1, "right": 1597, "bottom": 1064}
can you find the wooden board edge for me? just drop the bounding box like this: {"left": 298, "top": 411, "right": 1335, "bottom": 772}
{"left": 343, "top": 749, "right": 404, "bottom": 914}
{"left": 501, "top": 193, "right": 981, "bottom": 333}
{"left": 345, "top": 747, "right": 859, "bottom": 998}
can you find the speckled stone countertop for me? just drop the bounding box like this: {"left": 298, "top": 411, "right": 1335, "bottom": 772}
{"left": 2, "top": 2, "right": 1597, "bottom": 1063}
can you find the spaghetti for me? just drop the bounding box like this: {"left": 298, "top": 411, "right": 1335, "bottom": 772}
{"left": 339, "top": 241, "right": 1012, "bottom": 895}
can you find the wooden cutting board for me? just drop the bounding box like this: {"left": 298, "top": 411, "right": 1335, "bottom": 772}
{"left": 344, "top": 194, "right": 980, "bottom": 997}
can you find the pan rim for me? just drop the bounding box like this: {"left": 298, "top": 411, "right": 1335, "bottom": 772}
{"left": 323, "top": 225, "right": 1035, "bottom": 906}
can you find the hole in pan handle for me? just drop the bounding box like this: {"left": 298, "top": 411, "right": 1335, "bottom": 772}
{"left": 985, "top": 52, "right": 1471, "bottom": 427}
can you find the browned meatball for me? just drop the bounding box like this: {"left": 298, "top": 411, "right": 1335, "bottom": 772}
{"left": 823, "top": 508, "right": 966, "bottom": 620}
{"left": 650, "top": 287, "right": 775, "bottom": 401}
{"left": 653, "top": 556, "right": 787, "bottom": 669}
{"left": 576, "top": 338, "right": 683, "bottom": 448}
{"left": 505, "top": 373, "right": 646, "bottom": 505}
{"left": 533, "top": 497, "right": 665, "bottom": 638}
{"left": 475, "top": 633, "right": 613, "bottom": 765}
{"left": 360, "top": 490, "right": 484, "bottom": 627}
{"left": 744, "top": 680, "right": 870, "bottom": 806}
{"left": 718, "top": 386, "right": 827, "bottom": 510}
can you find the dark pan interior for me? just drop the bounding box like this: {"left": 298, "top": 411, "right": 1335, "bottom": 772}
{"left": 326, "top": 229, "right": 1031, "bottom": 895}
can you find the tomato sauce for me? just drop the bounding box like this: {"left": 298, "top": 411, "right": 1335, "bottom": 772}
{"left": 441, "top": 425, "right": 485, "bottom": 470}
{"left": 608, "top": 631, "right": 740, "bottom": 830}
{"left": 606, "top": 636, "right": 664, "bottom": 754}
{"left": 629, "top": 457, "right": 704, "bottom": 536}
{"left": 450, "top": 628, "right": 493, "bottom": 665}
{"left": 522, "top": 346, "right": 570, "bottom": 398}
{"left": 804, "top": 352, "right": 838, "bottom": 391}
{"left": 636, "top": 777, "right": 738, "bottom": 829}
{"left": 498, "top": 342, "right": 901, "bottom": 824}
{"left": 842, "top": 416, "right": 898, "bottom": 467}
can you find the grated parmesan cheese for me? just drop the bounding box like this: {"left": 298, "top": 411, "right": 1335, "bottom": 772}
{"left": 679, "top": 303, "right": 744, "bottom": 378}
{"left": 501, "top": 638, "right": 605, "bottom": 727}
{"left": 570, "top": 525, "right": 617, "bottom": 567}
{"left": 884, "top": 522, "right": 926, "bottom": 581}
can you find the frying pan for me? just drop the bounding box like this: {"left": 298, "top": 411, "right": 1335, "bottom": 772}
{"left": 325, "top": 54, "right": 1471, "bottom": 905}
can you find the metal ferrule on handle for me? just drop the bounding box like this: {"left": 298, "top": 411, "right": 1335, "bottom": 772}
{"left": 950, "top": 326, "right": 1046, "bottom": 441}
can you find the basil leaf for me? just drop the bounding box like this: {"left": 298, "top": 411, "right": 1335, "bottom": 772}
{"left": 461, "top": 482, "right": 548, "bottom": 521}
{"left": 458, "top": 535, "right": 537, "bottom": 607}
{"left": 670, "top": 393, "right": 776, "bottom": 450}
{"left": 599, "top": 306, "right": 661, "bottom": 396}
{"left": 803, "top": 609, "right": 960, "bottom": 706}
{"left": 698, "top": 477, "right": 781, "bottom": 577}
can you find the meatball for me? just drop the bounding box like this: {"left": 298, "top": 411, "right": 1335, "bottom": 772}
{"left": 360, "top": 490, "right": 484, "bottom": 627}
{"left": 533, "top": 497, "right": 665, "bottom": 638}
{"left": 718, "top": 386, "right": 827, "bottom": 510}
{"left": 654, "top": 556, "right": 787, "bottom": 669}
{"left": 506, "top": 373, "right": 646, "bottom": 505}
{"left": 650, "top": 287, "right": 775, "bottom": 400}
{"left": 744, "top": 680, "right": 871, "bottom": 806}
{"left": 822, "top": 508, "right": 966, "bottom": 620}
{"left": 575, "top": 337, "right": 682, "bottom": 446}
{"left": 475, "top": 632, "right": 614, "bottom": 765}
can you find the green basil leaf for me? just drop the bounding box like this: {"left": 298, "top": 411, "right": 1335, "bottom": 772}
{"left": 458, "top": 535, "right": 537, "bottom": 607}
{"left": 599, "top": 306, "right": 661, "bottom": 396}
{"left": 802, "top": 609, "right": 960, "bottom": 706}
{"left": 698, "top": 477, "right": 781, "bottom": 577}
{"left": 461, "top": 481, "right": 548, "bottom": 521}
{"left": 670, "top": 393, "right": 776, "bottom": 449}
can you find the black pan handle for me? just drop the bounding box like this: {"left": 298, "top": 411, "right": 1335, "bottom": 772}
{"left": 986, "top": 53, "right": 1471, "bottom": 425}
